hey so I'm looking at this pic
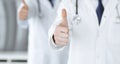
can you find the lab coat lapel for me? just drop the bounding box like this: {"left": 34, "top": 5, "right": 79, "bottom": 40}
{"left": 71, "top": 0, "right": 118, "bottom": 29}
{"left": 100, "top": 0, "right": 117, "bottom": 28}
{"left": 83, "top": 0, "right": 118, "bottom": 28}
{"left": 84, "top": 0, "right": 99, "bottom": 29}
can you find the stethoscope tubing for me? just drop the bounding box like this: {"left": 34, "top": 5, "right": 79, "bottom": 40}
{"left": 37, "top": 0, "right": 42, "bottom": 15}
{"left": 76, "top": 0, "right": 78, "bottom": 15}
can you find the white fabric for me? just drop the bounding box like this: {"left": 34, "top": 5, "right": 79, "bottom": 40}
{"left": 49, "top": 0, "right": 120, "bottom": 64}
{"left": 18, "top": 0, "right": 68, "bottom": 64}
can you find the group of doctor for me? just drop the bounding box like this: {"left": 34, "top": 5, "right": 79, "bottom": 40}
{"left": 18, "top": 0, "right": 120, "bottom": 64}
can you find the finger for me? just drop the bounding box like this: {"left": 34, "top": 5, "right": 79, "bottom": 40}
{"left": 20, "top": 7, "right": 28, "bottom": 14}
{"left": 56, "top": 36, "right": 68, "bottom": 42}
{"left": 54, "top": 34, "right": 68, "bottom": 40}
{"left": 56, "top": 26, "right": 69, "bottom": 33}
{"left": 55, "top": 34, "right": 68, "bottom": 42}
{"left": 22, "top": 0, "right": 28, "bottom": 7}
{"left": 55, "top": 31, "right": 68, "bottom": 37}
{"left": 55, "top": 29, "right": 68, "bottom": 35}
{"left": 20, "top": 13, "right": 28, "bottom": 17}
{"left": 62, "top": 9, "right": 67, "bottom": 22}
{"left": 61, "top": 9, "right": 68, "bottom": 27}
{"left": 20, "top": 14, "right": 27, "bottom": 20}
{"left": 20, "top": 12, "right": 27, "bottom": 17}
{"left": 19, "top": 16, "right": 25, "bottom": 20}
{"left": 58, "top": 33, "right": 69, "bottom": 38}
{"left": 20, "top": 16, "right": 26, "bottom": 20}
{"left": 55, "top": 40, "right": 68, "bottom": 46}
{"left": 59, "top": 29, "right": 69, "bottom": 34}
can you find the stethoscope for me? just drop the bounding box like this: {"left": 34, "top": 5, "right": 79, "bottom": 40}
{"left": 36, "top": 0, "right": 120, "bottom": 24}
{"left": 72, "top": 0, "right": 120, "bottom": 24}
{"left": 72, "top": 0, "right": 81, "bottom": 25}
{"left": 37, "top": 0, "right": 43, "bottom": 18}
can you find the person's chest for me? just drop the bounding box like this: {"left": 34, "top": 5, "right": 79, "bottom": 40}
{"left": 67, "top": 0, "right": 119, "bottom": 32}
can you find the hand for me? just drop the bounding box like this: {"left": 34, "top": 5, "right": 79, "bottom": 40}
{"left": 19, "top": 0, "right": 28, "bottom": 20}
{"left": 53, "top": 9, "right": 69, "bottom": 46}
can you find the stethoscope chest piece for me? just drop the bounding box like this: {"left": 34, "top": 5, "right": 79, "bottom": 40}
{"left": 72, "top": 15, "right": 81, "bottom": 25}
{"left": 115, "top": 2, "right": 120, "bottom": 24}
{"left": 72, "top": 0, "right": 81, "bottom": 25}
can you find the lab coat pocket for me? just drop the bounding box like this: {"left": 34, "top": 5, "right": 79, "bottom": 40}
{"left": 113, "top": 16, "right": 120, "bottom": 24}
{"left": 110, "top": 17, "right": 120, "bottom": 45}
{"left": 108, "top": 17, "right": 120, "bottom": 63}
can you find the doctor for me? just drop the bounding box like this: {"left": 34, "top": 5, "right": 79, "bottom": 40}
{"left": 49, "top": 0, "right": 120, "bottom": 64}
{"left": 18, "top": 0, "right": 68, "bottom": 64}
{"left": 18, "top": 0, "right": 55, "bottom": 64}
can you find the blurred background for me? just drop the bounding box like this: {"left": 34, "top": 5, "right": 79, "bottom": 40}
{"left": 0, "top": 0, "right": 28, "bottom": 64}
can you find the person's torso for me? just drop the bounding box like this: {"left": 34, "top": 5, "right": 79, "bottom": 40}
{"left": 60, "top": 0, "right": 120, "bottom": 64}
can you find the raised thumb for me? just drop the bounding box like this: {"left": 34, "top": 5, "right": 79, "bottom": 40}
{"left": 61, "top": 9, "right": 68, "bottom": 27}
{"left": 22, "top": 0, "right": 27, "bottom": 7}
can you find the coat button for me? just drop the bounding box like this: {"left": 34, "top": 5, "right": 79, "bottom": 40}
{"left": 103, "top": 16, "right": 106, "bottom": 18}
{"left": 97, "top": 30, "right": 100, "bottom": 38}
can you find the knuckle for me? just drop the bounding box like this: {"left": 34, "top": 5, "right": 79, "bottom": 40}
{"left": 57, "top": 26, "right": 61, "bottom": 30}
{"left": 66, "top": 34, "right": 69, "bottom": 37}
{"left": 54, "top": 32, "right": 58, "bottom": 36}
{"left": 61, "top": 42, "right": 67, "bottom": 46}
{"left": 56, "top": 39, "right": 67, "bottom": 46}
{"left": 54, "top": 35, "right": 57, "bottom": 39}
{"left": 56, "top": 41, "right": 61, "bottom": 45}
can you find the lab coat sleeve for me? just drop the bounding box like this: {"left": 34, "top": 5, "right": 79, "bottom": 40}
{"left": 17, "top": 0, "right": 37, "bottom": 28}
{"left": 49, "top": 0, "right": 73, "bottom": 51}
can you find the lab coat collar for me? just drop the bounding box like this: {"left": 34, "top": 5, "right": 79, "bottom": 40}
{"left": 83, "top": 0, "right": 118, "bottom": 28}
{"left": 100, "top": 0, "right": 118, "bottom": 28}
{"left": 70, "top": 0, "right": 118, "bottom": 28}
{"left": 84, "top": 0, "right": 99, "bottom": 28}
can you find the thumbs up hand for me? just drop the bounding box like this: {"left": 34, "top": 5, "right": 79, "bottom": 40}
{"left": 19, "top": 0, "right": 29, "bottom": 20}
{"left": 53, "top": 9, "right": 69, "bottom": 46}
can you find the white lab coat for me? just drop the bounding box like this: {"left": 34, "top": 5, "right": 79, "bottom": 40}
{"left": 18, "top": 0, "right": 68, "bottom": 64}
{"left": 18, "top": 0, "right": 53, "bottom": 64}
{"left": 49, "top": 0, "right": 120, "bottom": 64}
{"left": 54, "top": 0, "right": 62, "bottom": 11}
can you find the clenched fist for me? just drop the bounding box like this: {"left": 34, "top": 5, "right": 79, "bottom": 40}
{"left": 19, "top": 0, "right": 28, "bottom": 20}
{"left": 53, "top": 9, "right": 69, "bottom": 46}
